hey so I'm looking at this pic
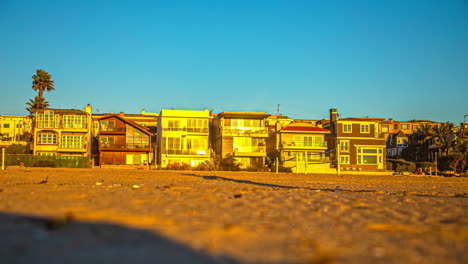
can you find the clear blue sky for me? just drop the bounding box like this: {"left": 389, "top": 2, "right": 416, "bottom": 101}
{"left": 1, "top": 0, "right": 467, "bottom": 123}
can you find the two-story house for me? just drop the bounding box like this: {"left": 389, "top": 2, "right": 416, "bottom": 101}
{"left": 324, "top": 109, "right": 387, "bottom": 171}
{"left": 33, "top": 105, "right": 92, "bottom": 156}
{"left": 157, "top": 109, "right": 211, "bottom": 168}
{"left": 97, "top": 113, "right": 153, "bottom": 166}
{"left": 0, "top": 115, "right": 32, "bottom": 147}
{"left": 267, "top": 122, "right": 332, "bottom": 173}
{"left": 212, "top": 112, "right": 270, "bottom": 170}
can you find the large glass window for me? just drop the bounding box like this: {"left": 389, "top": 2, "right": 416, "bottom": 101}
{"left": 38, "top": 133, "right": 57, "bottom": 144}
{"left": 126, "top": 125, "right": 149, "bottom": 148}
{"left": 187, "top": 119, "right": 208, "bottom": 133}
{"left": 100, "top": 137, "right": 115, "bottom": 147}
{"left": 101, "top": 120, "right": 116, "bottom": 131}
{"left": 38, "top": 110, "right": 57, "bottom": 128}
{"left": 357, "top": 147, "right": 382, "bottom": 165}
{"left": 64, "top": 115, "right": 86, "bottom": 128}
{"left": 400, "top": 124, "right": 410, "bottom": 130}
{"left": 61, "top": 135, "right": 84, "bottom": 149}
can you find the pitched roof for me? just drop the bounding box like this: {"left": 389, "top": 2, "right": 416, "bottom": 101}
{"left": 98, "top": 114, "right": 152, "bottom": 135}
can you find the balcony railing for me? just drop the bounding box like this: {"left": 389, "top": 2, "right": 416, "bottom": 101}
{"left": 233, "top": 146, "right": 266, "bottom": 153}
{"left": 163, "top": 127, "right": 209, "bottom": 133}
{"left": 100, "top": 143, "right": 150, "bottom": 149}
{"left": 281, "top": 141, "right": 327, "bottom": 148}
{"left": 164, "top": 149, "right": 210, "bottom": 155}
{"left": 100, "top": 127, "right": 125, "bottom": 132}
{"left": 222, "top": 128, "right": 268, "bottom": 136}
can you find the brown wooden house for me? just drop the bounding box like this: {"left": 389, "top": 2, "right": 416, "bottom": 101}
{"left": 97, "top": 114, "right": 153, "bottom": 166}
{"left": 324, "top": 109, "right": 387, "bottom": 171}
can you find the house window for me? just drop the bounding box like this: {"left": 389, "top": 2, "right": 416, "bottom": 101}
{"left": 400, "top": 124, "right": 410, "bottom": 130}
{"left": 340, "top": 140, "right": 350, "bottom": 152}
{"left": 39, "top": 110, "right": 56, "bottom": 128}
{"left": 360, "top": 124, "right": 370, "bottom": 133}
{"left": 101, "top": 120, "right": 116, "bottom": 131}
{"left": 166, "top": 120, "right": 182, "bottom": 131}
{"left": 3, "top": 124, "right": 9, "bottom": 128}
{"left": 382, "top": 125, "right": 389, "bottom": 133}
{"left": 340, "top": 155, "right": 350, "bottom": 164}
{"left": 394, "top": 124, "right": 398, "bottom": 129}
{"left": 187, "top": 119, "right": 208, "bottom": 133}
{"left": 100, "top": 137, "right": 115, "bottom": 147}
{"left": 63, "top": 115, "right": 86, "bottom": 128}
{"left": 343, "top": 124, "right": 352, "bottom": 133}
{"left": 61, "top": 135, "right": 84, "bottom": 149}
{"left": 126, "top": 125, "right": 149, "bottom": 148}
{"left": 167, "top": 137, "right": 182, "bottom": 150}
{"left": 37, "top": 152, "right": 56, "bottom": 156}
{"left": 357, "top": 147, "right": 382, "bottom": 165}
{"left": 38, "top": 133, "right": 57, "bottom": 144}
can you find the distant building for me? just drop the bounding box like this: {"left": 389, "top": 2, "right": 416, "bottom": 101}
{"left": 33, "top": 105, "right": 93, "bottom": 156}
{"left": 212, "top": 112, "right": 270, "bottom": 169}
{"left": 156, "top": 109, "right": 211, "bottom": 168}
{"left": 96, "top": 113, "right": 153, "bottom": 166}
{"left": 324, "top": 109, "right": 387, "bottom": 171}
{"left": 0, "top": 115, "right": 32, "bottom": 147}
{"left": 267, "top": 122, "right": 332, "bottom": 173}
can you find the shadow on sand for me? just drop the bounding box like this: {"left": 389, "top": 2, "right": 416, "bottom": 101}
{"left": 0, "top": 212, "right": 236, "bottom": 264}
{"left": 181, "top": 173, "right": 467, "bottom": 198}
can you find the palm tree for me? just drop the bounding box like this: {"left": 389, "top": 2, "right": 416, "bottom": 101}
{"left": 32, "top": 69, "right": 55, "bottom": 98}
{"left": 430, "top": 122, "right": 455, "bottom": 156}
{"left": 25, "top": 96, "right": 49, "bottom": 116}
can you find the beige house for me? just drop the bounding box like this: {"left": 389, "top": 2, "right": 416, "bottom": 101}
{"left": 33, "top": 105, "right": 92, "bottom": 156}
{"left": 156, "top": 109, "right": 211, "bottom": 168}
{"left": 0, "top": 115, "right": 32, "bottom": 147}
{"left": 267, "top": 122, "right": 332, "bottom": 173}
{"left": 212, "top": 112, "right": 270, "bottom": 169}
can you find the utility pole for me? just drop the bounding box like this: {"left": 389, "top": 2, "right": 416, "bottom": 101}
{"left": 1, "top": 148, "right": 5, "bottom": 170}
{"left": 337, "top": 143, "right": 341, "bottom": 176}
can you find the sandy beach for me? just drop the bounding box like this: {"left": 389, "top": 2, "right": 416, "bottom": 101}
{"left": 0, "top": 168, "right": 466, "bottom": 263}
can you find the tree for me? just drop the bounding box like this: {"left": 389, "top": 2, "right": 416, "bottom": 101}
{"left": 430, "top": 122, "right": 455, "bottom": 156}
{"left": 25, "top": 96, "right": 49, "bottom": 115}
{"left": 32, "top": 69, "right": 55, "bottom": 98}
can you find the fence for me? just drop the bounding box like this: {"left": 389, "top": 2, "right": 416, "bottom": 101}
{"left": 0, "top": 154, "right": 91, "bottom": 168}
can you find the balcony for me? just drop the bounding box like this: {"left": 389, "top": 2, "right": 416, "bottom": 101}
{"left": 163, "top": 127, "right": 209, "bottom": 133}
{"left": 164, "top": 149, "right": 210, "bottom": 156}
{"left": 100, "top": 127, "right": 125, "bottom": 133}
{"left": 100, "top": 143, "right": 151, "bottom": 150}
{"left": 281, "top": 141, "right": 327, "bottom": 149}
{"left": 233, "top": 146, "right": 266, "bottom": 157}
{"left": 222, "top": 128, "right": 269, "bottom": 137}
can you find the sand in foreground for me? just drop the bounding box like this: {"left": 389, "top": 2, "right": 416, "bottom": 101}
{"left": 0, "top": 168, "right": 467, "bottom": 263}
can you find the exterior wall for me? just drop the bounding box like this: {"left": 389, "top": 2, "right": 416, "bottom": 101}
{"left": 98, "top": 115, "right": 153, "bottom": 166}
{"left": 157, "top": 109, "right": 211, "bottom": 168}
{"left": 0, "top": 115, "right": 32, "bottom": 147}
{"left": 212, "top": 112, "right": 269, "bottom": 169}
{"left": 325, "top": 114, "right": 387, "bottom": 172}
{"left": 33, "top": 109, "right": 92, "bottom": 157}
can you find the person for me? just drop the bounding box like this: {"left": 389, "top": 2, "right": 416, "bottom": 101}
{"left": 416, "top": 168, "right": 422, "bottom": 175}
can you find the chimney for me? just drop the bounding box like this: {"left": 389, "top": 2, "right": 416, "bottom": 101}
{"left": 119, "top": 112, "right": 125, "bottom": 118}
{"left": 330, "top": 108, "right": 337, "bottom": 122}
{"left": 84, "top": 104, "right": 92, "bottom": 115}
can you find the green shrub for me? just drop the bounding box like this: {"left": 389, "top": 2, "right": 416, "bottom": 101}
{"left": 166, "top": 163, "right": 191, "bottom": 170}
{"left": 386, "top": 162, "right": 393, "bottom": 171}
{"left": 33, "top": 160, "right": 56, "bottom": 167}
{"left": 214, "top": 154, "right": 240, "bottom": 171}
{"left": 193, "top": 162, "right": 211, "bottom": 171}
